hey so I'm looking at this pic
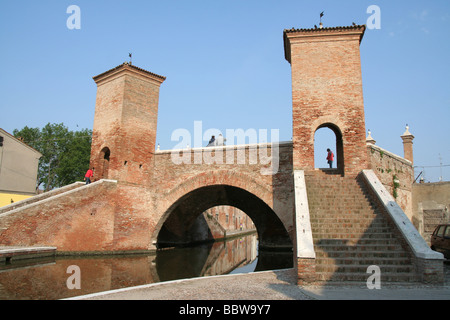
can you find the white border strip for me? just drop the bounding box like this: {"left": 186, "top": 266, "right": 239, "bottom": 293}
{"left": 294, "top": 170, "right": 316, "bottom": 258}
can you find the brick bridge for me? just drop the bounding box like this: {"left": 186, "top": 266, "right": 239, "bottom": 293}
{"left": 0, "top": 25, "right": 444, "bottom": 284}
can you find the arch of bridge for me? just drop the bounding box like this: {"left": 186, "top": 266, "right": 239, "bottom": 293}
{"left": 151, "top": 169, "right": 293, "bottom": 249}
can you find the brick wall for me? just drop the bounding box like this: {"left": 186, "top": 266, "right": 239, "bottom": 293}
{"left": 367, "top": 144, "right": 414, "bottom": 219}
{"left": 412, "top": 181, "right": 450, "bottom": 244}
{"left": 204, "top": 206, "right": 255, "bottom": 232}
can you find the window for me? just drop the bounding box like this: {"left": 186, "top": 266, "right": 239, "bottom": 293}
{"left": 99, "top": 147, "right": 111, "bottom": 179}
{"left": 436, "top": 226, "right": 445, "bottom": 237}
{"left": 444, "top": 226, "right": 450, "bottom": 238}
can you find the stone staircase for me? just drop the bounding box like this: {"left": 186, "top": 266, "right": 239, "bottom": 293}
{"left": 305, "top": 170, "right": 418, "bottom": 283}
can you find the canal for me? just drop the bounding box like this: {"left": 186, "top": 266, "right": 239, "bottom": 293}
{"left": 0, "top": 233, "right": 292, "bottom": 300}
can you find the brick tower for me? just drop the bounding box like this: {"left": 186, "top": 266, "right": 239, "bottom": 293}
{"left": 90, "top": 63, "right": 166, "bottom": 185}
{"left": 283, "top": 25, "right": 368, "bottom": 176}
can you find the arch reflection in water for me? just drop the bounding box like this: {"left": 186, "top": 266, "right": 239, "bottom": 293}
{"left": 155, "top": 233, "right": 292, "bottom": 281}
{"left": 0, "top": 234, "right": 292, "bottom": 300}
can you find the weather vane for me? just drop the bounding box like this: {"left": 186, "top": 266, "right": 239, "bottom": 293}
{"left": 319, "top": 11, "right": 324, "bottom": 28}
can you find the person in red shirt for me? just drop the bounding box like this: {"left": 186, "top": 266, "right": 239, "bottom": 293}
{"left": 84, "top": 167, "right": 94, "bottom": 184}
{"left": 326, "top": 148, "right": 334, "bottom": 168}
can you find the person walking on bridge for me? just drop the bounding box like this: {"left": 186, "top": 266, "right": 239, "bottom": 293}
{"left": 84, "top": 167, "right": 94, "bottom": 184}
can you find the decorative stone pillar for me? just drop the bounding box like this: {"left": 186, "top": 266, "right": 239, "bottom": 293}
{"left": 366, "top": 129, "right": 376, "bottom": 145}
{"left": 401, "top": 125, "right": 415, "bottom": 164}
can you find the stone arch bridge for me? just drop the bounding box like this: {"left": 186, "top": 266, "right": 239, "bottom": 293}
{"left": 0, "top": 24, "right": 444, "bottom": 284}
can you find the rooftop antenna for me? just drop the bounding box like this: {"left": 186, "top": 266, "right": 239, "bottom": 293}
{"left": 319, "top": 11, "right": 324, "bottom": 28}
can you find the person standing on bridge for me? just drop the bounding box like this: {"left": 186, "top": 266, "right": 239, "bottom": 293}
{"left": 326, "top": 148, "right": 334, "bottom": 168}
{"left": 207, "top": 135, "right": 216, "bottom": 147}
{"left": 216, "top": 134, "right": 226, "bottom": 146}
{"left": 84, "top": 167, "right": 94, "bottom": 184}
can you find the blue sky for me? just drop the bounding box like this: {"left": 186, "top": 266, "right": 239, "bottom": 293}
{"left": 0, "top": 1, "right": 449, "bottom": 182}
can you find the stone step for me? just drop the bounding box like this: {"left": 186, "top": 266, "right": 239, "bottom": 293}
{"left": 314, "top": 239, "right": 403, "bottom": 248}
{"left": 308, "top": 202, "right": 375, "bottom": 208}
{"left": 307, "top": 191, "right": 371, "bottom": 198}
{"left": 305, "top": 180, "right": 364, "bottom": 186}
{"left": 316, "top": 257, "right": 412, "bottom": 266}
{"left": 309, "top": 199, "right": 372, "bottom": 204}
{"left": 311, "top": 221, "right": 388, "bottom": 228}
{"left": 311, "top": 231, "right": 398, "bottom": 239}
{"left": 314, "top": 244, "right": 404, "bottom": 254}
{"left": 306, "top": 184, "right": 369, "bottom": 189}
{"left": 307, "top": 194, "right": 372, "bottom": 200}
{"left": 309, "top": 207, "right": 376, "bottom": 212}
{"left": 311, "top": 224, "right": 391, "bottom": 231}
{"left": 315, "top": 263, "right": 415, "bottom": 274}
{"left": 311, "top": 221, "right": 389, "bottom": 227}
{"left": 308, "top": 197, "right": 374, "bottom": 204}
{"left": 310, "top": 217, "right": 388, "bottom": 223}
{"left": 311, "top": 228, "right": 394, "bottom": 237}
{"left": 315, "top": 250, "right": 410, "bottom": 259}
{"left": 311, "top": 228, "right": 392, "bottom": 234}
{"left": 314, "top": 272, "right": 418, "bottom": 283}
{"left": 309, "top": 210, "right": 379, "bottom": 215}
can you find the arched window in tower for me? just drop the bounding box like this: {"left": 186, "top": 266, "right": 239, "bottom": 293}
{"left": 99, "top": 147, "right": 110, "bottom": 179}
{"left": 314, "top": 123, "right": 344, "bottom": 173}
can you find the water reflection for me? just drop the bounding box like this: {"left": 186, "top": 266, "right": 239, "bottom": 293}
{"left": 0, "top": 234, "right": 292, "bottom": 300}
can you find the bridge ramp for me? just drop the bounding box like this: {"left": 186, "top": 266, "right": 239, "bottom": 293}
{"left": 0, "top": 180, "right": 118, "bottom": 252}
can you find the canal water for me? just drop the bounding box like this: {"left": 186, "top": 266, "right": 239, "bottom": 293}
{"left": 0, "top": 234, "right": 292, "bottom": 300}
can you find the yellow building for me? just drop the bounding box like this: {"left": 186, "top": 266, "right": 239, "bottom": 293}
{"left": 0, "top": 129, "right": 42, "bottom": 207}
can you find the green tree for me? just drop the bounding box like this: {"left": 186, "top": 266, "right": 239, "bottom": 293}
{"left": 13, "top": 123, "right": 92, "bottom": 191}
{"left": 57, "top": 129, "right": 92, "bottom": 186}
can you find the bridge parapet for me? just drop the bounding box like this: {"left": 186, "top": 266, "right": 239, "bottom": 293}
{"left": 156, "top": 141, "right": 292, "bottom": 175}
{"left": 361, "top": 170, "right": 444, "bottom": 284}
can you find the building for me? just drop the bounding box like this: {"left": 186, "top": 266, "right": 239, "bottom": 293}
{"left": 0, "top": 129, "right": 42, "bottom": 206}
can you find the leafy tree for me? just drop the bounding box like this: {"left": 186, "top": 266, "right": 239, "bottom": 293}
{"left": 13, "top": 123, "right": 92, "bottom": 191}
{"left": 57, "top": 129, "right": 92, "bottom": 186}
